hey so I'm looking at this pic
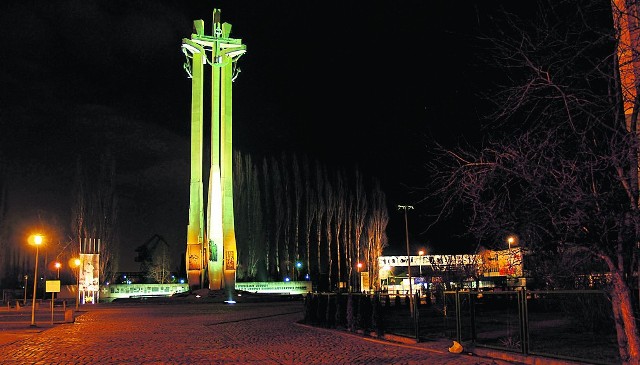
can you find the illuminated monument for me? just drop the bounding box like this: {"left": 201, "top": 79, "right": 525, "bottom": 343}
{"left": 181, "top": 9, "right": 246, "bottom": 298}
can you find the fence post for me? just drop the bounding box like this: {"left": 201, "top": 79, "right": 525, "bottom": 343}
{"left": 455, "top": 289, "right": 462, "bottom": 344}
{"left": 413, "top": 291, "right": 420, "bottom": 342}
{"left": 518, "top": 289, "right": 529, "bottom": 355}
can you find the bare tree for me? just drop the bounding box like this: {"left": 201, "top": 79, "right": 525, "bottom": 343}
{"left": 146, "top": 244, "right": 172, "bottom": 284}
{"left": 345, "top": 187, "right": 354, "bottom": 291}
{"left": 324, "top": 172, "right": 335, "bottom": 290}
{"left": 302, "top": 155, "right": 317, "bottom": 279}
{"left": 314, "top": 162, "right": 326, "bottom": 282}
{"left": 426, "top": 1, "right": 640, "bottom": 361}
{"left": 270, "top": 156, "right": 285, "bottom": 278}
{"left": 280, "top": 152, "right": 292, "bottom": 278}
{"left": 334, "top": 170, "right": 346, "bottom": 288}
{"left": 292, "top": 154, "right": 302, "bottom": 280}
{"left": 352, "top": 168, "right": 368, "bottom": 291}
{"left": 70, "top": 152, "right": 119, "bottom": 285}
{"left": 366, "top": 179, "right": 388, "bottom": 291}
{"left": 261, "top": 157, "right": 273, "bottom": 278}
{"left": 233, "top": 151, "right": 262, "bottom": 280}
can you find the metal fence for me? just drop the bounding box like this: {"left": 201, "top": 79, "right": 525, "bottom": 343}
{"left": 302, "top": 289, "right": 620, "bottom": 365}
{"left": 380, "top": 289, "right": 620, "bottom": 365}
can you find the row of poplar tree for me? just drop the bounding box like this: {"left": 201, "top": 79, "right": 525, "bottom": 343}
{"left": 232, "top": 151, "right": 389, "bottom": 292}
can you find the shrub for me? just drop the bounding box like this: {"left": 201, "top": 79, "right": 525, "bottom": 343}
{"left": 316, "top": 294, "right": 328, "bottom": 327}
{"left": 326, "top": 294, "right": 336, "bottom": 328}
{"left": 372, "top": 294, "right": 385, "bottom": 336}
{"left": 358, "top": 295, "right": 372, "bottom": 332}
{"left": 346, "top": 293, "right": 356, "bottom": 332}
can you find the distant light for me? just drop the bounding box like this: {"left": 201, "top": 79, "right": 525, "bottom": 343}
{"left": 224, "top": 300, "right": 236, "bottom": 304}
{"left": 305, "top": 274, "right": 310, "bottom": 280}
{"left": 237, "top": 293, "right": 242, "bottom": 297}
{"left": 296, "top": 262, "right": 302, "bottom": 269}
{"left": 196, "top": 294, "right": 201, "bottom": 298}
{"left": 179, "top": 279, "right": 185, "bottom": 284}
{"left": 284, "top": 277, "right": 290, "bottom": 282}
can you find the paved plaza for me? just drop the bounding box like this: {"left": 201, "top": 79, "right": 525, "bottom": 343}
{"left": 0, "top": 296, "right": 519, "bottom": 365}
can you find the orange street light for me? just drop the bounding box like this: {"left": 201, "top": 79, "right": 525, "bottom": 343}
{"left": 54, "top": 262, "right": 61, "bottom": 279}
{"left": 73, "top": 258, "right": 81, "bottom": 310}
{"left": 418, "top": 250, "right": 425, "bottom": 276}
{"left": 30, "top": 234, "right": 44, "bottom": 327}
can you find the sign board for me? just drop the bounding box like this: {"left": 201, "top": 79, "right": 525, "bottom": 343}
{"left": 235, "top": 281, "right": 312, "bottom": 295}
{"left": 46, "top": 280, "right": 61, "bottom": 293}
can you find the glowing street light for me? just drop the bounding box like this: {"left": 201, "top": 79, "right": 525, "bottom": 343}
{"left": 295, "top": 261, "right": 302, "bottom": 280}
{"left": 418, "top": 250, "right": 425, "bottom": 276}
{"left": 356, "top": 262, "right": 363, "bottom": 292}
{"left": 506, "top": 235, "right": 518, "bottom": 278}
{"left": 30, "top": 234, "right": 44, "bottom": 327}
{"left": 23, "top": 275, "right": 28, "bottom": 305}
{"left": 73, "top": 258, "right": 81, "bottom": 310}
{"left": 54, "top": 262, "right": 61, "bottom": 279}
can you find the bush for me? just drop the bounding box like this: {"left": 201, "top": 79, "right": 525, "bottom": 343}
{"left": 316, "top": 294, "right": 328, "bottom": 327}
{"left": 385, "top": 294, "right": 391, "bottom": 308}
{"left": 394, "top": 294, "right": 401, "bottom": 308}
{"left": 326, "top": 294, "right": 336, "bottom": 328}
{"left": 346, "top": 293, "right": 356, "bottom": 332}
{"left": 303, "top": 292, "right": 313, "bottom": 323}
{"left": 335, "top": 292, "right": 346, "bottom": 328}
{"left": 358, "top": 295, "right": 372, "bottom": 332}
{"left": 372, "top": 294, "right": 385, "bottom": 336}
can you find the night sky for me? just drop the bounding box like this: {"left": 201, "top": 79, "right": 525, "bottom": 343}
{"left": 0, "top": 1, "right": 522, "bottom": 272}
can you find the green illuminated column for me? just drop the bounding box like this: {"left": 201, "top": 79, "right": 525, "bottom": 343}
{"left": 185, "top": 46, "right": 205, "bottom": 289}
{"left": 221, "top": 47, "right": 237, "bottom": 299}
{"left": 182, "top": 9, "right": 246, "bottom": 295}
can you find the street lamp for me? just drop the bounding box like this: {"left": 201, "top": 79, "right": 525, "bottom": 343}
{"left": 74, "top": 258, "right": 81, "bottom": 310}
{"left": 418, "top": 250, "right": 425, "bottom": 276}
{"left": 30, "top": 234, "right": 44, "bottom": 327}
{"left": 398, "top": 205, "right": 414, "bottom": 316}
{"left": 295, "top": 261, "right": 302, "bottom": 280}
{"left": 23, "top": 275, "right": 28, "bottom": 306}
{"left": 507, "top": 236, "right": 516, "bottom": 251}
{"left": 356, "top": 262, "right": 363, "bottom": 292}
{"left": 54, "top": 262, "right": 61, "bottom": 279}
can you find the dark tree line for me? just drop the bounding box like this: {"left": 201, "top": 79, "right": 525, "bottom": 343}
{"left": 424, "top": 1, "right": 640, "bottom": 361}
{"left": 233, "top": 151, "right": 388, "bottom": 292}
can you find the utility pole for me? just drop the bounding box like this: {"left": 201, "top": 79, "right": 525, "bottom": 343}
{"left": 398, "top": 205, "right": 414, "bottom": 317}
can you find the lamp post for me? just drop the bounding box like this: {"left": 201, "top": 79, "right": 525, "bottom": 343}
{"left": 356, "top": 262, "right": 363, "bottom": 292}
{"left": 23, "top": 275, "right": 28, "bottom": 305}
{"left": 418, "top": 250, "right": 424, "bottom": 277}
{"left": 74, "top": 258, "right": 81, "bottom": 310}
{"left": 54, "top": 262, "right": 61, "bottom": 279}
{"left": 398, "top": 205, "right": 414, "bottom": 316}
{"left": 505, "top": 235, "right": 518, "bottom": 279}
{"left": 295, "top": 261, "right": 302, "bottom": 281}
{"left": 30, "top": 234, "right": 44, "bottom": 327}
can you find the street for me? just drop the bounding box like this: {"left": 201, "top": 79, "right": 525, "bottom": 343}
{"left": 0, "top": 298, "right": 512, "bottom": 364}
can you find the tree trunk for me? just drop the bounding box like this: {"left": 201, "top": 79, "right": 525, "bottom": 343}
{"left": 611, "top": 271, "right": 640, "bottom": 364}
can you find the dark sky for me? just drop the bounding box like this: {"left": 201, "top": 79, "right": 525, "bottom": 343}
{"left": 0, "top": 1, "right": 516, "bottom": 272}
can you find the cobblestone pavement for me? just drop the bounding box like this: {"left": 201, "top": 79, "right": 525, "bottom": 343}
{"left": 0, "top": 298, "right": 515, "bottom": 365}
